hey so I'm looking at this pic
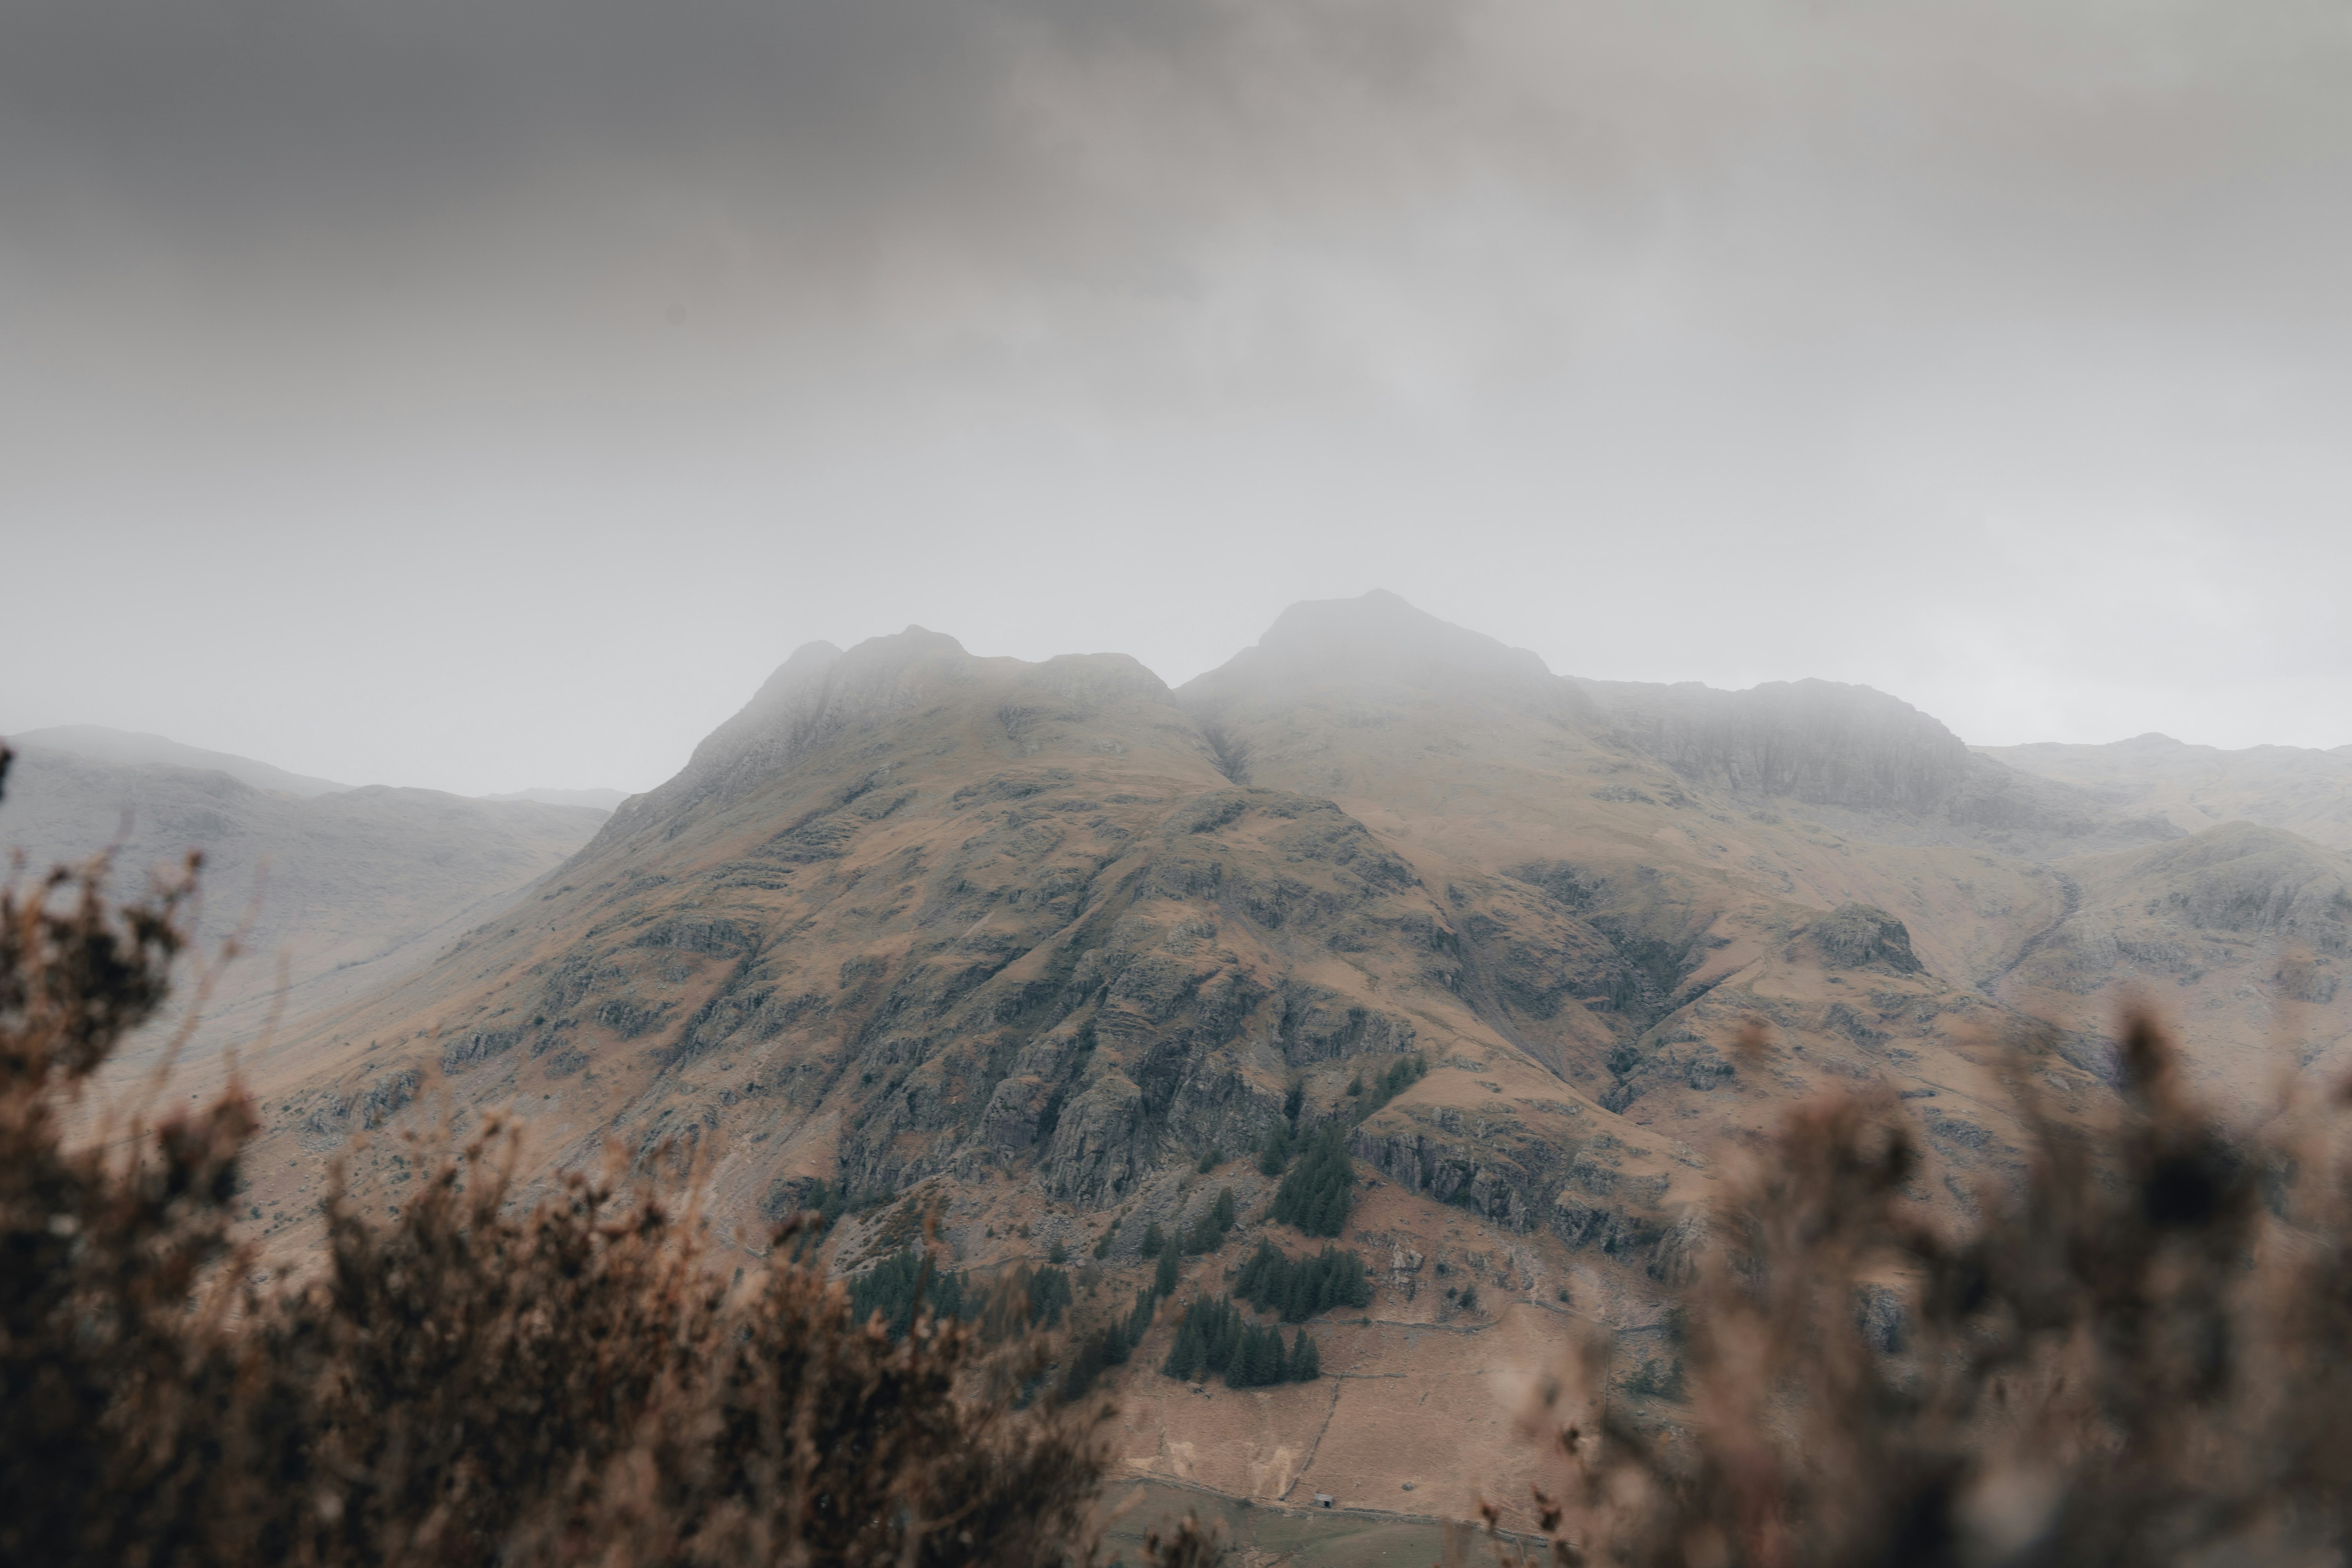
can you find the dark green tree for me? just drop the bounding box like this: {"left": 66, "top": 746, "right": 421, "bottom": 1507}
{"left": 1182, "top": 1188, "right": 1239, "bottom": 1254}
{"left": 1271, "top": 1125, "right": 1355, "bottom": 1237}
{"left": 848, "top": 1249, "right": 967, "bottom": 1340}
{"left": 1354, "top": 1053, "right": 1426, "bottom": 1120}
{"left": 1234, "top": 1241, "right": 1372, "bottom": 1322}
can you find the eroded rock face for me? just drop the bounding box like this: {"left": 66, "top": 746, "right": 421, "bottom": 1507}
{"left": 1349, "top": 1120, "right": 1552, "bottom": 1231}
{"left": 1809, "top": 904, "right": 1927, "bottom": 974}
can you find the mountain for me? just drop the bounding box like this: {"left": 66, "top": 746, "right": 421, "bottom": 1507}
{"left": 1579, "top": 678, "right": 2184, "bottom": 854}
{"left": 1984, "top": 822, "right": 2352, "bottom": 1100}
{"left": 13, "top": 724, "right": 354, "bottom": 797}
{"left": 213, "top": 592, "right": 2352, "bottom": 1529}
{"left": 480, "top": 787, "right": 633, "bottom": 811}
{"left": 0, "top": 741, "right": 608, "bottom": 1063}
{"left": 1984, "top": 733, "right": 2352, "bottom": 853}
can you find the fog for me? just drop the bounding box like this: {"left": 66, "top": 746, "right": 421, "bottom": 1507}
{"left": 4, "top": 0, "right": 2348, "bottom": 795}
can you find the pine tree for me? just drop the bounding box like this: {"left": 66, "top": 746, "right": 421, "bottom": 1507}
{"left": 1228, "top": 1325, "right": 1261, "bottom": 1388}
{"left": 1354, "top": 1053, "right": 1427, "bottom": 1120}
{"left": 980, "top": 1264, "right": 1071, "bottom": 1340}
{"left": 1063, "top": 1323, "right": 1128, "bottom": 1399}
{"left": 1161, "top": 1317, "right": 1203, "bottom": 1382}
{"left": 848, "top": 1249, "right": 968, "bottom": 1339}
{"left": 1235, "top": 1240, "right": 1373, "bottom": 1322}
{"left": 1205, "top": 1298, "right": 1243, "bottom": 1374}
{"left": 1289, "top": 1330, "right": 1321, "bottom": 1382}
{"left": 1182, "top": 1187, "right": 1240, "bottom": 1254}
{"left": 1154, "top": 1245, "right": 1178, "bottom": 1298}
{"left": 1140, "top": 1221, "right": 1165, "bottom": 1259}
{"left": 1235, "top": 1241, "right": 1279, "bottom": 1303}
{"left": 1125, "top": 1288, "right": 1157, "bottom": 1348}
{"left": 1272, "top": 1127, "right": 1357, "bottom": 1238}
{"left": 1234, "top": 1324, "right": 1286, "bottom": 1387}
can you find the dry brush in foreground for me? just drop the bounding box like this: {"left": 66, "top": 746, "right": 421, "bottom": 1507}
{"left": 1518, "top": 1018, "right": 2352, "bottom": 1568}
{"left": 0, "top": 745, "right": 1137, "bottom": 1568}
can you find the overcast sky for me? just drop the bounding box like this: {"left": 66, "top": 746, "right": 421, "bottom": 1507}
{"left": 3, "top": 0, "right": 2348, "bottom": 795}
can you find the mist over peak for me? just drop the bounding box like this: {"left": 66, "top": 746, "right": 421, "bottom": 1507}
{"left": 1190, "top": 588, "right": 1558, "bottom": 695}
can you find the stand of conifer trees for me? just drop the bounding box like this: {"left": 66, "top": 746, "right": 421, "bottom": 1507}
{"left": 847, "top": 1249, "right": 968, "bottom": 1339}
{"left": 1158, "top": 1296, "right": 1321, "bottom": 1387}
{"left": 1180, "top": 1186, "right": 1238, "bottom": 1253}
{"left": 1348, "top": 1052, "right": 1426, "bottom": 1120}
{"left": 851, "top": 1252, "right": 1074, "bottom": 1342}
{"left": 1270, "top": 1125, "right": 1354, "bottom": 1236}
{"left": 1234, "top": 1241, "right": 1372, "bottom": 1321}
{"left": 1063, "top": 1227, "right": 1190, "bottom": 1398}
{"left": 1060, "top": 1285, "right": 1166, "bottom": 1399}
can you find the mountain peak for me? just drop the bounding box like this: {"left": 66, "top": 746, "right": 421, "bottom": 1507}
{"left": 1184, "top": 590, "right": 1559, "bottom": 707}
{"left": 1255, "top": 590, "right": 1552, "bottom": 678}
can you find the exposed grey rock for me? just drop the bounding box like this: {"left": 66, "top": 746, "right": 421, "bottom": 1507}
{"left": 1808, "top": 904, "right": 1926, "bottom": 974}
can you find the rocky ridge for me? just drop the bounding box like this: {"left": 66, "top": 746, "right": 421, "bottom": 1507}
{"left": 188, "top": 592, "right": 2352, "bottom": 1524}
{"left": 230, "top": 596, "right": 2197, "bottom": 1269}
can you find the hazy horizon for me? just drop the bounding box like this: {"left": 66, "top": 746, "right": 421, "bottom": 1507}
{"left": 7, "top": 592, "right": 2345, "bottom": 799}
{"left": 6, "top": 1, "right": 2348, "bottom": 795}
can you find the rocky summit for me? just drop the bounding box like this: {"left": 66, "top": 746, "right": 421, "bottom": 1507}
{"left": 213, "top": 590, "right": 2352, "bottom": 1524}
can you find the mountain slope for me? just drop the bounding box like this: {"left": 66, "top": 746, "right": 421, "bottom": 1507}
{"left": 1580, "top": 678, "right": 2183, "bottom": 854}
{"left": 213, "top": 592, "right": 2352, "bottom": 1530}
{"left": 229, "top": 598, "right": 2135, "bottom": 1292}
{"left": 1987, "top": 821, "right": 2352, "bottom": 1101}
{"left": 1985, "top": 733, "right": 2352, "bottom": 853}
{"left": 13, "top": 723, "right": 354, "bottom": 796}
{"left": 0, "top": 742, "right": 606, "bottom": 1061}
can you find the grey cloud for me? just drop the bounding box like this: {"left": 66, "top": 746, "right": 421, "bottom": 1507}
{"left": 11, "top": 1, "right": 2348, "bottom": 333}
{"left": 4, "top": 1, "right": 2351, "bottom": 793}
